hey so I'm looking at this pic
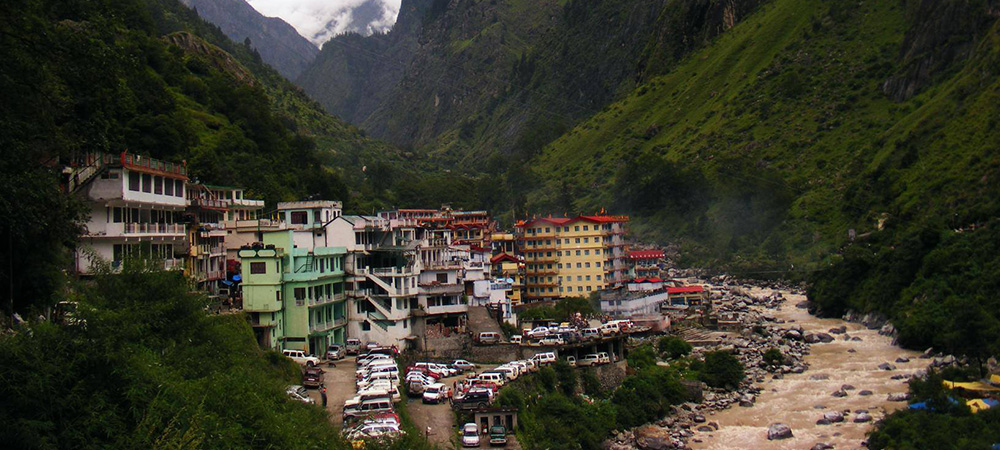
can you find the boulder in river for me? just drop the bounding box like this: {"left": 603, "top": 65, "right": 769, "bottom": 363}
{"left": 810, "top": 374, "right": 830, "bottom": 381}
{"left": 831, "top": 389, "right": 848, "bottom": 398}
{"left": 823, "top": 411, "right": 845, "bottom": 423}
{"left": 854, "top": 412, "right": 873, "bottom": 423}
{"left": 841, "top": 384, "right": 855, "bottom": 391}
{"left": 859, "top": 390, "right": 874, "bottom": 396}
{"left": 815, "top": 333, "right": 835, "bottom": 343}
{"left": 887, "top": 392, "right": 910, "bottom": 402}
{"left": 815, "top": 418, "right": 831, "bottom": 425}
{"left": 811, "top": 443, "right": 834, "bottom": 450}
{"left": 829, "top": 326, "right": 847, "bottom": 335}
{"left": 895, "top": 357, "right": 910, "bottom": 363}
{"left": 634, "top": 425, "right": 672, "bottom": 450}
{"left": 767, "top": 423, "right": 793, "bottom": 440}
{"left": 878, "top": 362, "right": 897, "bottom": 371}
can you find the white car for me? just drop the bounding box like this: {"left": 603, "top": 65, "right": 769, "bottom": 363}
{"left": 282, "top": 349, "right": 321, "bottom": 366}
{"left": 422, "top": 383, "right": 451, "bottom": 404}
{"left": 578, "top": 354, "right": 600, "bottom": 367}
{"left": 285, "top": 385, "right": 315, "bottom": 404}
{"left": 461, "top": 423, "right": 481, "bottom": 447}
{"left": 450, "top": 359, "right": 477, "bottom": 372}
{"left": 597, "top": 352, "right": 612, "bottom": 364}
{"left": 581, "top": 328, "right": 599, "bottom": 340}
{"left": 345, "top": 422, "right": 403, "bottom": 441}
{"left": 538, "top": 337, "right": 564, "bottom": 346}
{"left": 525, "top": 326, "right": 551, "bottom": 338}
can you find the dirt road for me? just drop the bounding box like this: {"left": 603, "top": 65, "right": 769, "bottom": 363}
{"left": 407, "top": 396, "right": 457, "bottom": 449}
{"left": 306, "top": 360, "right": 358, "bottom": 426}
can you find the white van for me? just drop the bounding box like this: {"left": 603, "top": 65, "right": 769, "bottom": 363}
{"left": 596, "top": 352, "right": 611, "bottom": 364}
{"left": 476, "top": 372, "right": 506, "bottom": 385}
{"left": 581, "top": 328, "right": 599, "bottom": 340}
{"left": 493, "top": 366, "right": 518, "bottom": 381}
{"left": 476, "top": 331, "right": 502, "bottom": 345}
{"left": 282, "top": 349, "right": 320, "bottom": 366}
{"left": 530, "top": 352, "right": 556, "bottom": 366}
{"left": 511, "top": 335, "right": 522, "bottom": 345}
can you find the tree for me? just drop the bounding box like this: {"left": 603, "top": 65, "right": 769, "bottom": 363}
{"left": 698, "top": 351, "right": 745, "bottom": 390}
{"left": 657, "top": 336, "right": 693, "bottom": 359}
{"left": 762, "top": 347, "right": 785, "bottom": 366}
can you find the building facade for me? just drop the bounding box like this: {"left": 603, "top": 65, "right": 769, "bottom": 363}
{"left": 516, "top": 215, "right": 629, "bottom": 302}
{"left": 71, "top": 153, "right": 188, "bottom": 274}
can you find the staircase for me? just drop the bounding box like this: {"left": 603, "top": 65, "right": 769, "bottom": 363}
{"left": 65, "top": 153, "right": 111, "bottom": 193}
{"left": 467, "top": 305, "right": 503, "bottom": 336}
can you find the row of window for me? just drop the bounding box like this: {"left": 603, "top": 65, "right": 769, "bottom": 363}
{"left": 527, "top": 285, "right": 596, "bottom": 293}
{"left": 293, "top": 283, "right": 343, "bottom": 302}
{"left": 112, "top": 243, "right": 173, "bottom": 262}
{"left": 528, "top": 274, "right": 600, "bottom": 283}
{"left": 528, "top": 224, "right": 616, "bottom": 234}
{"left": 106, "top": 207, "right": 180, "bottom": 224}
{"left": 309, "top": 304, "right": 344, "bottom": 327}
{"left": 127, "top": 171, "right": 185, "bottom": 197}
{"left": 525, "top": 236, "right": 602, "bottom": 246}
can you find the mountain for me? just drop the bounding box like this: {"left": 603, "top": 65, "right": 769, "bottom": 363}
{"left": 179, "top": 0, "right": 318, "bottom": 79}
{"left": 247, "top": 0, "right": 401, "bottom": 47}
{"left": 299, "top": 0, "right": 765, "bottom": 161}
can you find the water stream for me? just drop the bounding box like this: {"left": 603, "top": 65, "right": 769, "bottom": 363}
{"left": 689, "top": 288, "right": 923, "bottom": 449}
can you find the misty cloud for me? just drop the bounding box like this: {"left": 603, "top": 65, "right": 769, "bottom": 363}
{"left": 247, "top": 0, "right": 401, "bottom": 47}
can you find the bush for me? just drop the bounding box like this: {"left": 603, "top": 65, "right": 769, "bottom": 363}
{"left": 762, "top": 348, "right": 785, "bottom": 366}
{"left": 658, "top": 336, "right": 693, "bottom": 359}
{"left": 697, "top": 351, "right": 745, "bottom": 390}
{"left": 628, "top": 343, "right": 659, "bottom": 370}
{"left": 581, "top": 370, "right": 603, "bottom": 397}
{"left": 554, "top": 360, "right": 577, "bottom": 396}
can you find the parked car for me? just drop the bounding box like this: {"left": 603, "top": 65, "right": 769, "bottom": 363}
{"left": 303, "top": 366, "right": 324, "bottom": 388}
{"left": 285, "top": 385, "right": 314, "bottom": 404}
{"left": 578, "top": 354, "right": 600, "bottom": 367}
{"left": 581, "top": 328, "right": 599, "bottom": 340}
{"left": 345, "top": 422, "right": 403, "bottom": 441}
{"left": 598, "top": 322, "right": 620, "bottom": 336}
{"left": 597, "top": 352, "right": 611, "bottom": 364}
{"left": 422, "top": 383, "right": 452, "bottom": 404}
{"left": 343, "top": 397, "right": 394, "bottom": 419}
{"left": 511, "top": 335, "right": 522, "bottom": 345}
{"left": 282, "top": 349, "right": 320, "bottom": 366}
{"left": 454, "top": 389, "right": 492, "bottom": 410}
{"left": 537, "top": 337, "right": 564, "bottom": 346}
{"left": 565, "top": 356, "right": 577, "bottom": 367}
{"left": 450, "top": 359, "right": 477, "bottom": 372}
{"left": 357, "top": 353, "right": 392, "bottom": 366}
{"left": 530, "top": 352, "right": 556, "bottom": 366}
{"left": 476, "top": 331, "right": 502, "bottom": 345}
{"left": 345, "top": 338, "right": 362, "bottom": 355}
{"left": 461, "top": 423, "right": 481, "bottom": 447}
{"left": 325, "top": 344, "right": 345, "bottom": 361}
{"left": 476, "top": 372, "right": 506, "bottom": 386}
{"left": 489, "top": 425, "right": 508, "bottom": 447}
{"left": 525, "top": 326, "right": 551, "bottom": 338}
{"left": 493, "top": 366, "right": 518, "bottom": 381}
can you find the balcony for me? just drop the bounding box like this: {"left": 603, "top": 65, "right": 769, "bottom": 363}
{"left": 418, "top": 282, "right": 464, "bottom": 295}
{"left": 123, "top": 222, "right": 185, "bottom": 235}
{"left": 309, "top": 321, "right": 335, "bottom": 334}
{"left": 424, "top": 261, "right": 463, "bottom": 271}
{"left": 190, "top": 197, "right": 231, "bottom": 210}
{"left": 424, "top": 303, "right": 468, "bottom": 315}
{"left": 231, "top": 198, "right": 264, "bottom": 208}
{"left": 371, "top": 266, "right": 414, "bottom": 277}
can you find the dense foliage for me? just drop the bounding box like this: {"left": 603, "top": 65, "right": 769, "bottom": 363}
{"left": 0, "top": 263, "right": 346, "bottom": 448}
{"left": 691, "top": 351, "right": 745, "bottom": 390}
{"left": 496, "top": 362, "right": 692, "bottom": 450}
{"left": 867, "top": 370, "right": 1000, "bottom": 449}
{"left": 658, "top": 336, "right": 694, "bottom": 360}
{"left": 518, "top": 297, "right": 596, "bottom": 323}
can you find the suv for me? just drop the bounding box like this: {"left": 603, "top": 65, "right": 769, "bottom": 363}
{"left": 454, "top": 389, "right": 492, "bottom": 410}
{"left": 283, "top": 349, "right": 320, "bottom": 366}
{"left": 578, "top": 354, "right": 600, "bottom": 367}
{"left": 596, "top": 352, "right": 611, "bottom": 364}
{"left": 489, "top": 425, "right": 508, "bottom": 446}
{"left": 303, "top": 366, "right": 324, "bottom": 388}
{"left": 422, "top": 383, "right": 451, "bottom": 404}
{"left": 530, "top": 352, "right": 556, "bottom": 366}
{"left": 325, "top": 344, "right": 345, "bottom": 361}
{"left": 345, "top": 338, "right": 362, "bottom": 355}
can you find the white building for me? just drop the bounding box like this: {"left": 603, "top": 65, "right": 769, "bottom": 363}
{"left": 71, "top": 153, "right": 188, "bottom": 274}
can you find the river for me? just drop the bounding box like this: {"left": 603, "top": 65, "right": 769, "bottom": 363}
{"left": 689, "top": 288, "right": 923, "bottom": 449}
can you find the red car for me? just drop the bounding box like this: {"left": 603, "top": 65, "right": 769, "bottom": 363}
{"left": 405, "top": 366, "right": 443, "bottom": 380}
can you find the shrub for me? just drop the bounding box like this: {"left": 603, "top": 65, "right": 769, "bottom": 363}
{"left": 628, "top": 343, "right": 659, "bottom": 370}
{"left": 554, "top": 360, "right": 577, "bottom": 396}
{"left": 658, "top": 336, "right": 693, "bottom": 359}
{"left": 698, "top": 351, "right": 745, "bottom": 390}
{"left": 762, "top": 347, "right": 785, "bottom": 366}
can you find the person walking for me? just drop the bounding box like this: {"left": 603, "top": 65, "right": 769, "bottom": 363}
{"left": 320, "top": 385, "right": 328, "bottom": 408}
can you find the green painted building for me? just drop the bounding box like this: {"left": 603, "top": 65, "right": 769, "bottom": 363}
{"left": 239, "top": 229, "right": 348, "bottom": 355}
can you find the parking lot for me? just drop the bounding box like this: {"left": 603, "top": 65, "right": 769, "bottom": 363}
{"left": 306, "top": 360, "right": 357, "bottom": 425}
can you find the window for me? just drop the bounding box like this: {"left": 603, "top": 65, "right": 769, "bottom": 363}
{"left": 128, "top": 172, "right": 140, "bottom": 191}
{"left": 595, "top": 236, "right": 600, "bottom": 242}
{"left": 294, "top": 287, "right": 306, "bottom": 300}
{"left": 583, "top": 238, "right": 589, "bottom": 243}
{"left": 585, "top": 262, "right": 591, "bottom": 268}
{"left": 597, "top": 275, "right": 602, "bottom": 280}
{"left": 576, "top": 250, "right": 581, "bottom": 256}
{"left": 164, "top": 178, "right": 173, "bottom": 196}
{"left": 362, "top": 322, "right": 371, "bottom": 331}
{"left": 154, "top": 176, "right": 163, "bottom": 194}
{"left": 564, "top": 227, "right": 570, "bottom": 232}
{"left": 583, "top": 225, "right": 589, "bottom": 231}
{"left": 545, "top": 227, "right": 550, "bottom": 233}
{"left": 112, "top": 207, "right": 122, "bottom": 223}
{"left": 587, "top": 286, "right": 593, "bottom": 292}
{"left": 276, "top": 291, "right": 281, "bottom": 302}
{"left": 290, "top": 211, "right": 308, "bottom": 224}
{"left": 436, "top": 273, "right": 448, "bottom": 283}
{"left": 313, "top": 210, "right": 321, "bottom": 223}
{"left": 574, "top": 226, "right": 580, "bottom": 231}
{"left": 250, "top": 262, "right": 266, "bottom": 274}
{"left": 575, "top": 238, "right": 580, "bottom": 243}
{"left": 585, "top": 250, "right": 590, "bottom": 255}
{"left": 141, "top": 174, "right": 151, "bottom": 193}
{"left": 577, "top": 276, "right": 582, "bottom": 281}
{"left": 174, "top": 180, "right": 184, "bottom": 197}
{"left": 576, "top": 263, "right": 582, "bottom": 268}
{"left": 577, "top": 286, "right": 583, "bottom": 292}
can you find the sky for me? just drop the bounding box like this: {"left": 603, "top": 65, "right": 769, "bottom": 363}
{"left": 247, "top": 0, "right": 401, "bottom": 47}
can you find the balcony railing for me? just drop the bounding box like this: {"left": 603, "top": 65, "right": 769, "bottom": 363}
{"left": 120, "top": 152, "right": 188, "bottom": 177}
{"left": 190, "top": 198, "right": 231, "bottom": 209}
{"left": 123, "top": 223, "right": 185, "bottom": 235}
{"left": 424, "top": 261, "right": 463, "bottom": 270}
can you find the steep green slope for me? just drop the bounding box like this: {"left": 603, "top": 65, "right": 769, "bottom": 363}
{"left": 532, "top": 0, "right": 1000, "bottom": 356}
{"left": 533, "top": 0, "right": 998, "bottom": 266}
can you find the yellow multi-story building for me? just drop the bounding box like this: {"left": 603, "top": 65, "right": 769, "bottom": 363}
{"left": 516, "top": 215, "right": 629, "bottom": 302}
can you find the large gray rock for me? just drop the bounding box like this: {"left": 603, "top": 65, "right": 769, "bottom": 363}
{"left": 634, "top": 425, "right": 672, "bottom": 450}
{"left": 823, "top": 411, "right": 844, "bottom": 423}
{"left": 878, "top": 362, "right": 897, "bottom": 371}
{"left": 815, "top": 333, "right": 835, "bottom": 343}
{"left": 887, "top": 392, "right": 910, "bottom": 402}
{"left": 854, "top": 412, "right": 873, "bottom": 423}
{"left": 831, "top": 389, "right": 848, "bottom": 398}
{"left": 767, "top": 423, "right": 793, "bottom": 440}
{"left": 859, "top": 390, "right": 874, "bottom": 396}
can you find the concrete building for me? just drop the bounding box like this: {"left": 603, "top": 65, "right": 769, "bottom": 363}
{"left": 489, "top": 253, "right": 524, "bottom": 307}
{"left": 516, "top": 215, "right": 629, "bottom": 302}
{"left": 628, "top": 249, "right": 665, "bottom": 279}
{"left": 185, "top": 183, "right": 229, "bottom": 295}
{"left": 71, "top": 152, "right": 188, "bottom": 274}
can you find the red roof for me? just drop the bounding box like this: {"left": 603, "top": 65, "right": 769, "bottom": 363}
{"left": 631, "top": 277, "right": 663, "bottom": 283}
{"left": 490, "top": 253, "right": 520, "bottom": 264}
{"left": 629, "top": 250, "right": 664, "bottom": 259}
{"left": 667, "top": 286, "right": 705, "bottom": 294}
{"left": 517, "top": 214, "right": 627, "bottom": 228}
{"left": 577, "top": 215, "right": 629, "bottom": 224}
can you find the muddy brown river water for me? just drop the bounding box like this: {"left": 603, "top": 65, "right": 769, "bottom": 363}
{"left": 690, "top": 288, "right": 923, "bottom": 449}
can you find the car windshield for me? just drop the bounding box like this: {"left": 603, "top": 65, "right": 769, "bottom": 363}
{"left": 491, "top": 426, "right": 505, "bottom": 434}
